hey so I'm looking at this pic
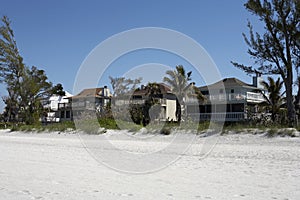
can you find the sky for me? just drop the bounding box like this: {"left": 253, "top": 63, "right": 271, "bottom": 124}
{"left": 0, "top": 0, "right": 264, "bottom": 111}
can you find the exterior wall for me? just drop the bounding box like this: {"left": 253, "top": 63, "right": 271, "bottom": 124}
{"left": 72, "top": 97, "right": 110, "bottom": 111}
{"left": 166, "top": 99, "right": 177, "bottom": 121}
{"left": 57, "top": 110, "right": 72, "bottom": 121}
{"left": 49, "top": 96, "right": 69, "bottom": 111}
{"left": 44, "top": 93, "right": 72, "bottom": 122}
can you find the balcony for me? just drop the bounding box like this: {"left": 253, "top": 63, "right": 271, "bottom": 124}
{"left": 206, "top": 93, "right": 246, "bottom": 102}
{"left": 58, "top": 103, "right": 71, "bottom": 109}
{"left": 130, "top": 99, "right": 146, "bottom": 104}
{"left": 186, "top": 92, "right": 264, "bottom": 103}
{"left": 114, "top": 98, "right": 168, "bottom": 106}
{"left": 246, "top": 92, "right": 265, "bottom": 103}
{"left": 188, "top": 112, "right": 246, "bottom": 122}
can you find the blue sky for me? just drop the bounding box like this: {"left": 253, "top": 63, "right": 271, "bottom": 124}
{"left": 0, "top": 0, "right": 264, "bottom": 111}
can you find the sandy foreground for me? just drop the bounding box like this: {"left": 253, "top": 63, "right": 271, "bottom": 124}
{"left": 0, "top": 129, "right": 299, "bottom": 200}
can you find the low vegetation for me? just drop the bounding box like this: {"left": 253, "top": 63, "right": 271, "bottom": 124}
{"left": 1, "top": 118, "right": 300, "bottom": 138}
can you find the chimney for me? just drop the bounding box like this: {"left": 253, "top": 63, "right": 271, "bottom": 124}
{"left": 253, "top": 72, "right": 264, "bottom": 89}
{"left": 102, "top": 86, "right": 108, "bottom": 97}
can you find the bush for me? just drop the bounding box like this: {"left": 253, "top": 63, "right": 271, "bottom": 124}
{"left": 98, "top": 118, "right": 119, "bottom": 130}
{"left": 115, "top": 119, "right": 142, "bottom": 132}
{"left": 266, "top": 128, "right": 278, "bottom": 137}
{"left": 43, "top": 121, "right": 75, "bottom": 132}
{"left": 9, "top": 121, "right": 75, "bottom": 132}
{"left": 160, "top": 127, "right": 171, "bottom": 135}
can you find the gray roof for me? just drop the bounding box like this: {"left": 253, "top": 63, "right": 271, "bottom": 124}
{"left": 198, "top": 78, "right": 259, "bottom": 90}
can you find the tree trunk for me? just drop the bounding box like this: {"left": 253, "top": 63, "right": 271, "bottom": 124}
{"left": 294, "top": 77, "right": 300, "bottom": 114}
{"left": 285, "top": 69, "right": 296, "bottom": 126}
{"left": 176, "top": 99, "right": 181, "bottom": 123}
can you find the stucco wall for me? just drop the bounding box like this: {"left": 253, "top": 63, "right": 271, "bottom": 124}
{"left": 166, "top": 99, "right": 177, "bottom": 121}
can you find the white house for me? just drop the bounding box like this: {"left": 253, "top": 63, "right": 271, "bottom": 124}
{"left": 186, "top": 75, "right": 266, "bottom": 121}
{"left": 44, "top": 91, "right": 73, "bottom": 122}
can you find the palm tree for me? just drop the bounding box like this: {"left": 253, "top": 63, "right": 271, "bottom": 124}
{"left": 261, "top": 77, "right": 284, "bottom": 122}
{"left": 163, "top": 65, "right": 204, "bottom": 122}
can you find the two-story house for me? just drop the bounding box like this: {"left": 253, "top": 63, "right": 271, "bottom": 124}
{"left": 43, "top": 91, "right": 73, "bottom": 122}
{"left": 113, "top": 83, "right": 178, "bottom": 123}
{"left": 69, "top": 86, "right": 112, "bottom": 117}
{"left": 186, "top": 75, "right": 266, "bottom": 121}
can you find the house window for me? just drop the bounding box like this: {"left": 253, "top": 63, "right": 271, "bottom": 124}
{"left": 206, "top": 105, "right": 212, "bottom": 113}
{"left": 199, "top": 105, "right": 205, "bottom": 113}
{"left": 231, "top": 89, "right": 234, "bottom": 93}
{"left": 132, "top": 95, "right": 142, "bottom": 99}
{"left": 66, "top": 111, "right": 71, "bottom": 119}
{"left": 219, "top": 89, "right": 224, "bottom": 94}
{"left": 227, "top": 104, "right": 231, "bottom": 112}
{"left": 202, "top": 90, "right": 209, "bottom": 95}
{"left": 60, "top": 111, "right": 65, "bottom": 118}
{"left": 232, "top": 104, "right": 244, "bottom": 112}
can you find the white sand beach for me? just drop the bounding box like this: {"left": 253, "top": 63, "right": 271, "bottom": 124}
{"left": 0, "top": 129, "right": 299, "bottom": 200}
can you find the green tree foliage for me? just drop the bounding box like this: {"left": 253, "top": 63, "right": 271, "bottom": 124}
{"left": 19, "top": 66, "right": 52, "bottom": 124}
{"left": 261, "top": 77, "right": 284, "bottom": 121}
{"left": 231, "top": 0, "right": 300, "bottom": 125}
{"left": 0, "top": 16, "right": 25, "bottom": 122}
{"left": 129, "top": 104, "right": 143, "bottom": 125}
{"left": 0, "top": 16, "right": 52, "bottom": 124}
{"left": 51, "top": 83, "right": 66, "bottom": 96}
{"left": 109, "top": 76, "right": 142, "bottom": 97}
{"left": 142, "top": 82, "right": 163, "bottom": 126}
{"left": 109, "top": 76, "right": 142, "bottom": 122}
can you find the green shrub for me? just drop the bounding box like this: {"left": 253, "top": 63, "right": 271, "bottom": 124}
{"left": 98, "top": 118, "right": 119, "bottom": 130}
{"left": 160, "top": 127, "right": 171, "bottom": 135}
{"left": 266, "top": 128, "right": 278, "bottom": 137}
{"left": 44, "top": 121, "right": 75, "bottom": 132}
{"left": 9, "top": 121, "right": 75, "bottom": 132}
{"left": 114, "top": 119, "right": 142, "bottom": 132}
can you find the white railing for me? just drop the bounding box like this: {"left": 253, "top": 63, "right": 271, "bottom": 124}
{"left": 246, "top": 92, "right": 265, "bottom": 102}
{"left": 188, "top": 112, "right": 246, "bottom": 121}
{"left": 186, "top": 92, "right": 264, "bottom": 103}
{"left": 58, "top": 103, "right": 71, "bottom": 109}
{"left": 201, "top": 93, "right": 246, "bottom": 102}
{"left": 228, "top": 93, "right": 246, "bottom": 101}
{"left": 115, "top": 98, "right": 167, "bottom": 105}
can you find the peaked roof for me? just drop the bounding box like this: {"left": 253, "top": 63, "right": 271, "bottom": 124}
{"left": 49, "top": 91, "right": 72, "bottom": 101}
{"left": 71, "top": 87, "right": 110, "bottom": 99}
{"left": 64, "top": 91, "right": 73, "bottom": 97}
{"left": 133, "top": 83, "right": 172, "bottom": 96}
{"left": 198, "top": 78, "right": 258, "bottom": 90}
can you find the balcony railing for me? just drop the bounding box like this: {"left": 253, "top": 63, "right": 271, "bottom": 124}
{"left": 246, "top": 92, "right": 265, "bottom": 102}
{"left": 114, "top": 98, "right": 167, "bottom": 106}
{"left": 185, "top": 92, "right": 264, "bottom": 103}
{"left": 58, "top": 103, "right": 71, "bottom": 109}
{"left": 188, "top": 112, "right": 246, "bottom": 121}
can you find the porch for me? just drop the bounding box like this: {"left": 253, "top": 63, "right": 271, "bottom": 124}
{"left": 188, "top": 112, "right": 246, "bottom": 122}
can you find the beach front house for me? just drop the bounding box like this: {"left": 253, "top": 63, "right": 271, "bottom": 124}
{"left": 43, "top": 91, "right": 73, "bottom": 122}
{"left": 113, "top": 83, "right": 178, "bottom": 122}
{"left": 186, "top": 75, "right": 266, "bottom": 121}
{"left": 68, "top": 86, "right": 112, "bottom": 117}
